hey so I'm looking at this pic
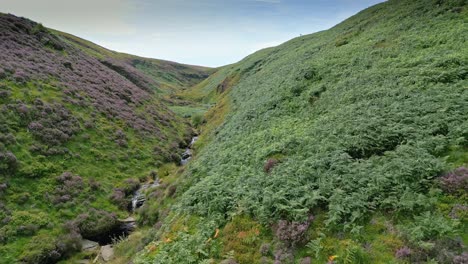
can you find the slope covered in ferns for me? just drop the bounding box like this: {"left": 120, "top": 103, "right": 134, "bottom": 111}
{"left": 132, "top": 1, "right": 467, "bottom": 263}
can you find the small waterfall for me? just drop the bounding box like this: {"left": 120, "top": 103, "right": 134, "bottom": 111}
{"left": 181, "top": 136, "right": 198, "bottom": 165}
{"left": 129, "top": 136, "right": 198, "bottom": 210}
{"left": 130, "top": 178, "right": 160, "bottom": 212}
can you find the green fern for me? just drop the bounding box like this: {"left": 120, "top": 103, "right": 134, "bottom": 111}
{"left": 223, "top": 250, "right": 235, "bottom": 260}
{"left": 342, "top": 245, "right": 369, "bottom": 264}
{"left": 306, "top": 232, "right": 326, "bottom": 258}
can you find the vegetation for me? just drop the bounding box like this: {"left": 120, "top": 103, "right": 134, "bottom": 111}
{"left": 1, "top": 0, "right": 467, "bottom": 263}
{"left": 0, "top": 13, "right": 211, "bottom": 263}
{"left": 133, "top": 0, "right": 468, "bottom": 263}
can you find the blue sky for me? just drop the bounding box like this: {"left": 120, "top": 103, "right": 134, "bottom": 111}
{"left": 0, "top": 0, "right": 384, "bottom": 67}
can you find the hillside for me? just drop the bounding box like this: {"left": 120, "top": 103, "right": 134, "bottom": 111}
{"left": 56, "top": 31, "right": 212, "bottom": 94}
{"left": 0, "top": 13, "right": 211, "bottom": 263}
{"left": 130, "top": 1, "right": 468, "bottom": 263}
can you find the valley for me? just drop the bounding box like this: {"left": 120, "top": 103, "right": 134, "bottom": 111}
{"left": 0, "top": 0, "right": 467, "bottom": 263}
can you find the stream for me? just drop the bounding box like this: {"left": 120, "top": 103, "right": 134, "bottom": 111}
{"left": 130, "top": 179, "right": 160, "bottom": 212}
{"left": 181, "top": 136, "right": 198, "bottom": 165}
{"left": 93, "top": 136, "right": 199, "bottom": 249}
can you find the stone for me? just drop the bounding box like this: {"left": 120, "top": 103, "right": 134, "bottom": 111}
{"left": 120, "top": 216, "right": 136, "bottom": 223}
{"left": 81, "top": 239, "right": 99, "bottom": 251}
{"left": 76, "top": 260, "right": 91, "bottom": 264}
{"left": 100, "top": 245, "right": 114, "bottom": 262}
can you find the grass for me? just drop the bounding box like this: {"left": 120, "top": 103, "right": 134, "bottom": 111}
{"left": 168, "top": 104, "right": 211, "bottom": 119}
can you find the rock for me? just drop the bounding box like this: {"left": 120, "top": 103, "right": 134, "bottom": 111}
{"left": 220, "top": 259, "right": 238, "bottom": 264}
{"left": 76, "top": 260, "right": 91, "bottom": 264}
{"left": 120, "top": 217, "right": 136, "bottom": 223}
{"left": 100, "top": 245, "right": 114, "bottom": 262}
{"left": 81, "top": 239, "right": 99, "bottom": 251}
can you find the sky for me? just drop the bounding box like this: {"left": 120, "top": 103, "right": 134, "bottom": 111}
{"left": 0, "top": 0, "right": 384, "bottom": 67}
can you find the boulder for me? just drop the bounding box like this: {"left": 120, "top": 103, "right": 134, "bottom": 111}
{"left": 120, "top": 216, "right": 136, "bottom": 223}
{"left": 81, "top": 239, "right": 99, "bottom": 251}
{"left": 100, "top": 245, "right": 114, "bottom": 262}
{"left": 76, "top": 260, "right": 91, "bottom": 264}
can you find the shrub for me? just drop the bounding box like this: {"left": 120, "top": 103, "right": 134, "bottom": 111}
{"left": 191, "top": 114, "right": 204, "bottom": 127}
{"left": 114, "top": 129, "right": 129, "bottom": 147}
{"left": 395, "top": 246, "right": 412, "bottom": 259}
{"left": 31, "top": 23, "right": 47, "bottom": 34}
{"left": 335, "top": 38, "right": 349, "bottom": 47}
{"left": 0, "top": 182, "right": 7, "bottom": 194}
{"left": 84, "top": 120, "right": 95, "bottom": 129}
{"left": 88, "top": 178, "right": 101, "bottom": 191}
{"left": 110, "top": 188, "right": 128, "bottom": 210}
{"left": 25, "top": 101, "right": 81, "bottom": 147}
{"left": 0, "top": 210, "right": 49, "bottom": 240}
{"left": 115, "top": 138, "right": 128, "bottom": 148}
{"left": 407, "top": 238, "right": 464, "bottom": 263}
{"left": 449, "top": 204, "right": 467, "bottom": 219}
{"left": 51, "top": 172, "right": 84, "bottom": 204}
{"left": 303, "top": 69, "right": 318, "bottom": 81}
{"left": 16, "top": 224, "right": 39, "bottom": 236}
{"left": 137, "top": 203, "right": 159, "bottom": 226}
{"left": 13, "top": 69, "right": 29, "bottom": 83}
{"left": 0, "top": 151, "right": 18, "bottom": 174}
{"left": 74, "top": 209, "right": 119, "bottom": 239}
{"left": 19, "top": 234, "right": 60, "bottom": 264}
{"left": 439, "top": 167, "right": 467, "bottom": 194}
{"left": 19, "top": 160, "right": 57, "bottom": 178}
{"left": 453, "top": 252, "right": 468, "bottom": 264}
{"left": 274, "top": 248, "right": 293, "bottom": 264}
{"left": 399, "top": 212, "right": 458, "bottom": 243}
{"left": 0, "top": 68, "right": 6, "bottom": 80}
{"left": 123, "top": 178, "right": 140, "bottom": 195}
{"left": 167, "top": 185, "right": 177, "bottom": 197}
{"left": 56, "top": 231, "right": 82, "bottom": 258}
{"left": 264, "top": 158, "right": 279, "bottom": 174}
{"left": 260, "top": 243, "right": 271, "bottom": 256}
{"left": 0, "top": 133, "right": 16, "bottom": 145}
{"left": 275, "top": 216, "right": 314, "bottom": 246}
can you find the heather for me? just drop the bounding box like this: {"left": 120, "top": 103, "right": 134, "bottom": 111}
{"left": 134, "top": 1, "right": 467, "bottom": 263}
{"left": 0, "top": 13, "right": 211, "bottom": 263}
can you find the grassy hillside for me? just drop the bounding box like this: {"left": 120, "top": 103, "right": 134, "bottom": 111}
{"left": 132, "top": 1, "right": 468, "bottom": 263}
{"left": 0, "top": 14, "right": 210, "bottom": 263}
{"left": 57, "top": 31, "right": 213, "bottom": 94}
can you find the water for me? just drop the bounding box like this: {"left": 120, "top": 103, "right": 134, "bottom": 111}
{"left": 181, "top": 136, "right": 198, "bottom": 165}
{"left": 130, "top": 179, "right": 160, "bottom": 211}
{"left": 90, "top": 136, "right": 200, "bottom": 246}
{"left": 92, "top": 180, "right": 159, "bottom": 246}
{"left": 129, "top": 136, "right": 199, "bottom": 211}
{"left": 101, "top": 136, "right": 199, "bottom": 245}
